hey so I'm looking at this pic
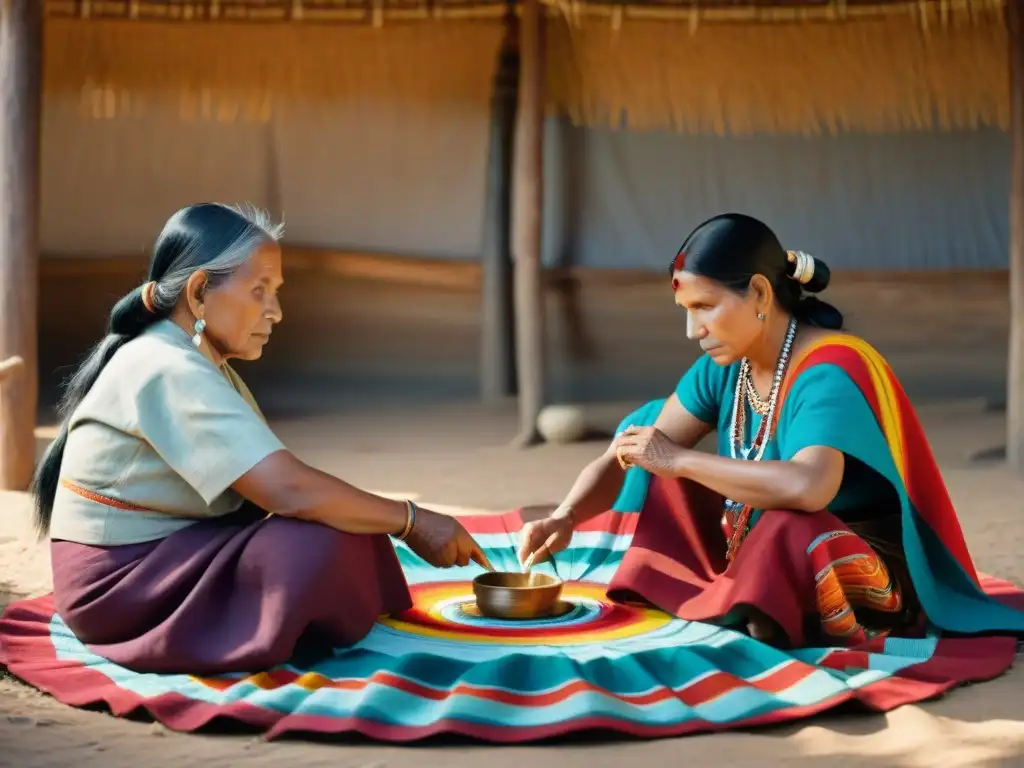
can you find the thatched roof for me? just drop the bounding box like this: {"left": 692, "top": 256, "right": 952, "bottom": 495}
{"left": 45, "top": 0, "right": 1007, "bottom": 135}
{"left": 45, "top": 0, "right": 1003, "bottom": 24}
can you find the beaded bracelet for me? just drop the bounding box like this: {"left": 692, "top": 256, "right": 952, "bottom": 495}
{"left": 396, "top": 499, "right": 417, "bottom": 540}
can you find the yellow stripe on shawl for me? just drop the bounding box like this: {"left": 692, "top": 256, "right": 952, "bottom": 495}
{"left": 788, "top": 334, "right": 907, "bottom": 485}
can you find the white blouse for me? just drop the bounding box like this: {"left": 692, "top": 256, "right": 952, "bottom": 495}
{"left": 50, "top": 320, "right": 286, "bottom": 546}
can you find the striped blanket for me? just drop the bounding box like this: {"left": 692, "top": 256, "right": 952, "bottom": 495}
{"left": 1, "top": 505, "right": 1017, "bottom": 741}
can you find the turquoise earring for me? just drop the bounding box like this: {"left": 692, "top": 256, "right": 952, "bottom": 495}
{"left": 192, "top": 318, "right": 206, "bottom": 348}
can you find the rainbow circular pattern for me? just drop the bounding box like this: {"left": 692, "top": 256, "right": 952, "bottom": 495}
{"left": 380, "top": 580, "right": 673, "bottom": 646}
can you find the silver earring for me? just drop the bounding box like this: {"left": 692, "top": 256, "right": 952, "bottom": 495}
{"left": 192, "top": 318, "right": 206, "bottom": 348}
{"left": 757, "top": 312, "right": 766, "bottom": 321}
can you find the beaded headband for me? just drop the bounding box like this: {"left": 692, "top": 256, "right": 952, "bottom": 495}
{"left": 141, "top": 281, "right": 157, "bottom": 313}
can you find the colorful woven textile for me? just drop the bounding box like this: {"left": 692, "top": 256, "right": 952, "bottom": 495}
{"left": 1, "top": 506, "right": 1019, "bottom": 742}
{"left": 3, "top": 334, "right": 1023, "bottom": 740}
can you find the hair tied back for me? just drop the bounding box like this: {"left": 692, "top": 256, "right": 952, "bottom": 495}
{"left": 141, "top": 281, "right": 157, "bottom": 314}
{"left": 786, "top": 250, "right": 816, "bottom": 286}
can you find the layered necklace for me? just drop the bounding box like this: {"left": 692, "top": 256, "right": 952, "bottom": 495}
{"left": 723, "top": 315, "right": 798, "bottom": 561}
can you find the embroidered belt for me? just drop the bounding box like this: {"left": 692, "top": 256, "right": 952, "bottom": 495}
{"left": 60, "top": 479, "right": 149, "bottom": 512}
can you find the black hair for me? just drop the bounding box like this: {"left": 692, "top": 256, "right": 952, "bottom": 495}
{"left": 32, "top": 203, "right": 282, "bottom": 538}
{"left": 670, "top": 212, "right": 843, "bottom": 330}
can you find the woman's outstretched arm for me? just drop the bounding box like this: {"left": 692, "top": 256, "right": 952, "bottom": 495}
{"left": 233, "top": 450, "right": 410, "bottom": 533}
{"left": 233, "top": 451, "right": 490, "bottom": 568}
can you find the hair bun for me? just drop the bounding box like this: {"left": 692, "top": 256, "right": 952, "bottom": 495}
{"left": 786, "top": 250, "right": 831, "bottom": 294}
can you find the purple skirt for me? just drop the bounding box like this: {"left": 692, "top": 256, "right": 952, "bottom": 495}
{"left": 51, "top": 506, "right": 413, "bottom": 675}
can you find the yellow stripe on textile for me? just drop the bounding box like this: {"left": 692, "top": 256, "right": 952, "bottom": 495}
{"left": 788, "top": 335, "right": 906, "bottom": 484}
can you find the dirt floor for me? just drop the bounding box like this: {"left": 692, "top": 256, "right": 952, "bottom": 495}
{"left": 3, "top": 398, "right": 1024, "bottom": 768}
{"left": 3, "top": 272, "right": 1024, "bottom": 766}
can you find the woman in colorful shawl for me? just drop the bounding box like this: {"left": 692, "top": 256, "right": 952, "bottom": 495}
{"left": 34, "top": 202, "right": 489, "bottom": 675}
{"left": 518, "top": 212, "right": 1024, "bottom": 648}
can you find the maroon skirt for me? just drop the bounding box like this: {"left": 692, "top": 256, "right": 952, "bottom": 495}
{"left": 51, "top": 506, "right": 412, "bottom": 675}
{"left": 607, "top": 476, "right": 918, "bottom": 648}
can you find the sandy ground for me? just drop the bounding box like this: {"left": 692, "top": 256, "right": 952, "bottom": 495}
{"left": 3, "top": 397, "right": 1024, "bottom": 768}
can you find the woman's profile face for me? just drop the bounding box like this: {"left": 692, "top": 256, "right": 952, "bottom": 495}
{"left": 201, "top": 242, "right": 284, "bottom": 362}
{"left": 673, "top": 271, "right": 762, "bottom": 366}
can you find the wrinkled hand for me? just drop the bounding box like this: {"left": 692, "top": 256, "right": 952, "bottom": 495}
{"left": 612, "top": 425, "right": 685, "bottom": 478}
{"left": 405, "top": 507, "right": 493, "bottom": 570}
{"left": 517, "top": 511, "right": 575, "bottom": 567}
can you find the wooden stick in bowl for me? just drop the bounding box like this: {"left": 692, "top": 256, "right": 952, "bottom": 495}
{"left": 521, "top": 550, "right": 540, "bottom": 573}
{"left": 521, "top": 530, "right": 560, "bottom": 573}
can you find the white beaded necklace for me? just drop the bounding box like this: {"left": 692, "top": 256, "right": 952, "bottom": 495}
{"left": 723, "top": 316, "right": 798, "bottom": 512}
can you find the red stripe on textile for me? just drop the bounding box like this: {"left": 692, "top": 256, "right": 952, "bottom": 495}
{"left": 383, "top": 603, "right": 635, "bottom": 640}
{"left": 0, "top": 592, "right": 1017, "bottom": 742}
{"left": 397, "top": 599, "right": 608, "bottom": 633}
{"left": 785, "top": 342, "right": 979, "bottom": 583}
{"left": 816, "top": 649, "right": 873, "bottom": 671}
{"left": 880, "top": 362, "right": 979, "bottom": 582}
{"left": 249, "top": 660, "right": 816, "bottom": 709}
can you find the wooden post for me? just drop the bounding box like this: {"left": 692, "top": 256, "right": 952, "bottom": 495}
{"left": 510, "top": 0, "right": 546, "bottom": 446}
{"left": 1009, "top": 0, "right": 1024, "bottom": 471}
{"left": 0, "top": 356, "right": 24, "bottom": 384}
{"left": 479, "top": 4, "right": 519, "bottom": 403}
{"left": 0, "top": 0, "right": 42, "bottom": 491}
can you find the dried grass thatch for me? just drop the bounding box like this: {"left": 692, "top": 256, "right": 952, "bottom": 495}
{"left": 44, "top": 18, "right": 504, "bottom": 121}
{"left": 44, "top": 0, "right": 1009, "bottom": 135}
{"left": 546, "top": 1, "right": 1009, "bottom": 134}
{"left": 45, "top": 0, "right": 510, "bottom": 22}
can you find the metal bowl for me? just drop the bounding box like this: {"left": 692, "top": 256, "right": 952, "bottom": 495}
{"left": 472, "top": 571, "right": 565, "bottom": 620}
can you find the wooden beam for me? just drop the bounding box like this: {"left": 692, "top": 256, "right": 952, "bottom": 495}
{"left": 0, "top": 0, "right": 42, "bottom": 492}
{"left": 1010, "top": 0, "right": 1024, "bottom": 472}
{"left": 41, "top": 0, "right": 1000, "bottom": 25}
{"left": 479, "top": 3, "right": 519, "bottom": 403}
{"left": 510, "top": 0, "right": 546, "bottom": 445}
{"left": 0, "top": 356, "right": 24, "bottom": 384}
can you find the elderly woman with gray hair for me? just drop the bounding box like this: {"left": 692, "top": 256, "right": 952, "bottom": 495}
{"left": 31, "top": 202, "right": 489, "bottom": 675}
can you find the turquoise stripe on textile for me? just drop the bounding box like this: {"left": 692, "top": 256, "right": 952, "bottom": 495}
{"left": 45, "top": 477, "right": 928, "bottom": 736}
{"left": 45, "top": 396, "right": 973, "bottom": 737}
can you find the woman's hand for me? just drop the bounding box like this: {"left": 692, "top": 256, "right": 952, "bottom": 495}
{"left": 405, "top": 508, "right": 493, "bottom": 570}
{"left": 612, "top": 425, "right": 686, "bottom": 478}
{"left": 517, "top": 511, "right": 575, "bottom": 567}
